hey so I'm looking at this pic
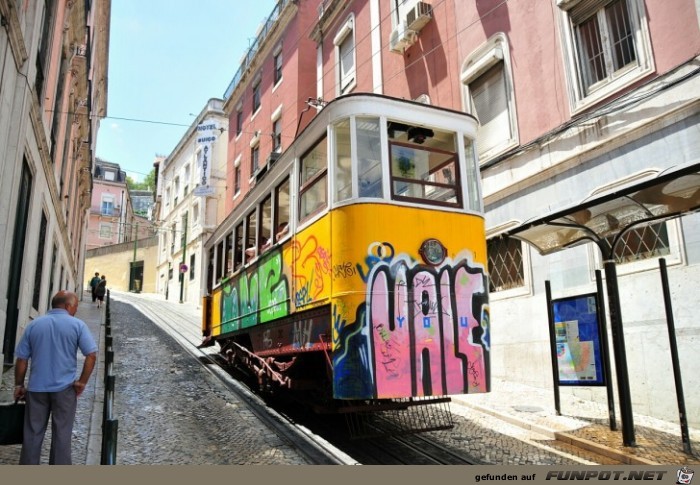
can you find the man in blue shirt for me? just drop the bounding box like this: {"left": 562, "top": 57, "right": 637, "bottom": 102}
{"left": 13, "top": 291, "right": 98, "bottom": 465}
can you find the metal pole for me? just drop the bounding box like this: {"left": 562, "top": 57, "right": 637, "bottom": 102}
{"left": 179, "top": 213, "right": 188, "bottom": 303}
{"left": 603, "top": 261, "right": 636, "bottom": 446}
{"left": 133, "top": 222, "right": 139, "bottom": 262}
{"left": 658, "top": 258, "right": 692, "bottom": 454}
{"left": 595, "top": 270, "right": 617, "bottom": 431}
{"left": 544, "top": 280, "right": 561, "bottom": 416}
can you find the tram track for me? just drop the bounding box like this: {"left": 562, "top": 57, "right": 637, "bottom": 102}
{"left": 111, "top": 293, "right": 595, "bottom": 466}
{"left": 114, "top": 294, "right": 484, "bottom": 465}
{"left": 112, "top": 295, "right": 359, "bottom": 465}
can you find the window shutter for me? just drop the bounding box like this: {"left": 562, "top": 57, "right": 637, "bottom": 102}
{"left": 567, "top": 0, "right": 617, "bottom": 24}
{"left": 471, "top": 64, "right": 510, "bottom": 157}
{"left": 339, "top": 34, "right": 355, "bottom": 86}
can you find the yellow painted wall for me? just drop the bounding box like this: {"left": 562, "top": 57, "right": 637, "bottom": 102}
{"left": 84, "top": 241, "right": 158, "bottom": 294}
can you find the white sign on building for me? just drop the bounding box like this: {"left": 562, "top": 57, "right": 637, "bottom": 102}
{"left": 195, "top": 120, "right": 220, "bottom": 197}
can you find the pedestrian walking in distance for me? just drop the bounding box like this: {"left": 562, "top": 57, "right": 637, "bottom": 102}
{"left": 13, "top": 291, "right": 98, "bottom": 465}
{"left": 94, "top": 274, "right": 107, "bottom": 309}
{"left": 89, "top": 272, "right": 100, "bottom": 303}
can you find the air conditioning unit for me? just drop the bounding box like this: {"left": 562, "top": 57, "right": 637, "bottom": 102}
{"left": 267, "top": 152, "right": 281, "bottom": 166}
{"left": 405, "top": 1, "right": 433, "bottom": 32}
{"left": 389, "top": 21, "right": 418, "bottom": 54}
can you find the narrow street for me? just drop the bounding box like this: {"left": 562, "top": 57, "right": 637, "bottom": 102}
{"left": 108, "top": 301, "right": 307, "bottom": 465}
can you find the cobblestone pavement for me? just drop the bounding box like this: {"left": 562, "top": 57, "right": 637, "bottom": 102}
{"left": 107, "top": 301, "right": 307, "bottom": 465}
{"left": 113, "top": 290, "right": 700, "bottom": 466}
{"left": 3, "top": 290, "right": 698, "bottom": 466}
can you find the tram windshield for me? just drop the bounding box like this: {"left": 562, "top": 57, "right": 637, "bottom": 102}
{"left": 331, "top": 115, "right": 473, "bottom": 210}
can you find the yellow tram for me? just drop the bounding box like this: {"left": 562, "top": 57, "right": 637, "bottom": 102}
{"left": 202, "top": 94, "right": 489, "bottom": 411}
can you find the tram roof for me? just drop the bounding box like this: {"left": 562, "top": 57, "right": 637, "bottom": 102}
{"left": 204, "top": 94, "right": 479, "bottom": 249}
{"left": 497, "top": 160, "right": 700, "bottom": 257}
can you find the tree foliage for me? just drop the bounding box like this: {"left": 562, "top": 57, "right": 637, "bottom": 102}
{"left": 126, "top": 168, "right": 156, "bottom": 191}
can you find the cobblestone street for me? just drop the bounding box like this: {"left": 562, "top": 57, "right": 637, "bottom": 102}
{"left": 109, "top": 301, "right": 307, "bottom": 465}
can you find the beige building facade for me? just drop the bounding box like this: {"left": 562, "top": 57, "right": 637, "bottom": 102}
{"left": 85, "top": 236, "right": 158, "bottom": 294}
{"left": 154, "top": 99, "right": 228, "bottom": 306}
{"left": 0, "top": 0, "right": 110, "bottom": 369}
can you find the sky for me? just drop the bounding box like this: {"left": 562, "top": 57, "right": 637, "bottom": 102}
{"left": 95, "top": 0, "right": 278, "bottom": 182}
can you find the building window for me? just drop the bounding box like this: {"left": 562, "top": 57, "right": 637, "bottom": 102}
{"left": 101, "top": 195, "right": 115, "bottom": 216}
{"left": 558, "top": 0, "right": 653, "bottom": 110}
{"left": 299, "top": 136, "right": 328, "bottom": 222}
{"left": 193, "top": 202, "right": 200, "bottom": 223}
{"left": 461, "top": 33, "right": 518, "bottom": 162}
{"left": 183, "top": 164, "right": 190, "bottom": 195}
{"left": 236, "top": 108, "right": 243, "bottom": 136}
{"left": 99, "top": 223, "right": 112, "bottom": 239}
{"left": 605, "top": 222, "right": 671, "bottom": 264}
{"left": 32, "top": 211, "right": 48, "bottom": 310}
{"left": 272, "top": 118, "right": 282, "bottom": 153}
{"left": 234, "top": 165, "right": 241, "bottom": 194}
{"left": 252, "top": 76, "right": 262, "bottom": 114}
{"left": 487, "top": 236, "right": 524, "bottom": 293}
{"left": 273, "top": 48, "right": 283, "bottom": 85}
{"left": 190, "top": 254, "right": 196, "bottom": 281}
{"left": 104, "top": 170, "right": 115, "bottom": 181}
{"left": 334, "top": 16, "right": 356, "bottom": 95}
{"left": 251, "top": 144, "right": 260, "bottom": 175}
{"left": 171, "top": 223, "right": 177, "bottom": 253}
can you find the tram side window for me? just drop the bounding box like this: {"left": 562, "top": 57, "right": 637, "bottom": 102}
{"left": 357, "top": 117, "right": 382, "bottom": 198}
{"left": 245, "top": 210, "right": 257, "bottom": 263}
{"left": 260, "top": 195, "right": 272, "bottom": 252}
{"left": 275, "top": 177, "right": 290, "bottom": 242}
{"left": 299, "top": 136, "right": 328, "bottom": 222}
{"left": 334, "top": 120, "right": 352, "bottom": 202}
{"left": 463, "top": 136, "right": 482, "bottom": 212}
{"left": 207, "top": 247, "right": 214, "bottom": 294}
{"left": 215, "top": 240, "right": 224, "bottom": 284}
{"left": 233, "top": 222, "right": 243, "bottom": 272}
{"left": 388, "top": 123, "right": 462, "bottom": 208}
{"left": 225, "top": 232, "right": 233, "bottom": 276}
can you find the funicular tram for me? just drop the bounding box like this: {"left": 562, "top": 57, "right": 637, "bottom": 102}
{"left": 201, "top": 94, "right": 490, "bottom": 435}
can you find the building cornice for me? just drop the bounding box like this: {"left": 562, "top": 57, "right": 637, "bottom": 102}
{"left": 0, "top": 0, "right": 29, "bottom": 68}
{"left": 222, "top": 0, "right": 297, "bottom": 112}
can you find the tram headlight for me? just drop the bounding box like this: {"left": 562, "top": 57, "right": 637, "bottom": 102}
{"left": 419, "top": 239, "right": 446, "bottom": 266}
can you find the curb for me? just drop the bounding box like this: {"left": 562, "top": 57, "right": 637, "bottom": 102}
{"left": 457, "top": 400, "right": 660, "bottom": 466}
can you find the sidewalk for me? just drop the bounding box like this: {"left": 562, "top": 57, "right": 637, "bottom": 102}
{"left": 453, "top": 379, "right": 700, "bottom": 465}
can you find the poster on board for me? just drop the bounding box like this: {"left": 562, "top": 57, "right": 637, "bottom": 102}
{"left": 551, "top": 293, "right": 605, "bottom": 386}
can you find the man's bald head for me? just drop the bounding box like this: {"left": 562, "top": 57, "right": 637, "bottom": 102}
{"left": 52, "top": 291, "right": 79, "bottom": 314}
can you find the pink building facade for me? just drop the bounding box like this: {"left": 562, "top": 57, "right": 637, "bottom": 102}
{"left": 217, "top": 0, "right": 700, "bottom": 426}
{"left": 86, "top": 160, "right": 155, "bottom": 250}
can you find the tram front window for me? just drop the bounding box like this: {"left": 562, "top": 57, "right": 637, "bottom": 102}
{"left": 357, "top": 117, "right": 382, "bottom": 198}
{"left": 300, "top": 136, "right": 328, "bottom": 222}
{"left": 387, "top": 123, "right": 462, "bottom": 208}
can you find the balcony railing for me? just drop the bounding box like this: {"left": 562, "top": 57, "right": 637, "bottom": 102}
{"left": 223, "top": 0, "right": 290, "bottom": 100}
